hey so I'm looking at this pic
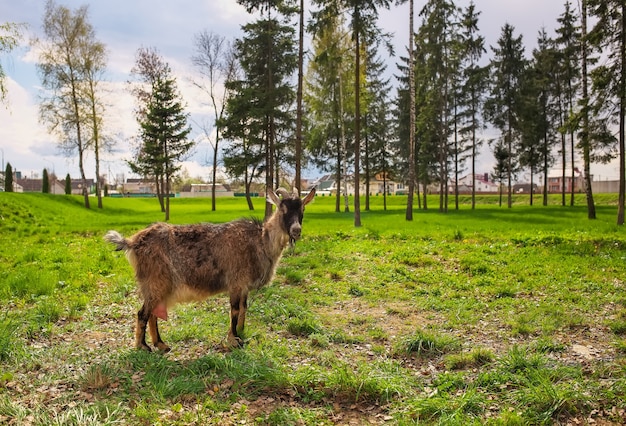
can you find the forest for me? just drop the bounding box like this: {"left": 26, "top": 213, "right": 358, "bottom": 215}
{"left": 1, "top": 0, "right": 626, "bottom": 225}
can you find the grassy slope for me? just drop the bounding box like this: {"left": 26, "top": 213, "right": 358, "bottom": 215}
{"left": 1, "top": 192, "right": 625, "bottom": 425}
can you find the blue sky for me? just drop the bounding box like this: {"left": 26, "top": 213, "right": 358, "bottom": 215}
{"left": 2, "top": 0, "right": 602, "bottom": 185}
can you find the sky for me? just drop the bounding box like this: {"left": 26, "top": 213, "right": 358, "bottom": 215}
{"left": 2, "top": 0, "right": 612, "bottom": 186}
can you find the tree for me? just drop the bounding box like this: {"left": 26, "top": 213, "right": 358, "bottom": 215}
{"left": 295, "top": 0, "right": 305, "bottom": 192}
{"left": 138, "top": 75, "right": 193, "bottom": 221}
{"left": 485, "top": 23, "right": 527, "bottom": 208}
{"left": 305, "top": 12, "right": 354, "bottom": 213}
{"left": 227, "top": 1, "right": 297, "bottom": 218}
{"left": 37, "top": 1, "right": 106, "bottom": 209}
{"left": 65, "top": 173, "right": 71, "bottom": 194}
{"left": 362, "top": 48, "right": 393, "bottom": 210}
{"left": 42, "top": 168, "right": 50, "bottom": 193}
{"left": 579, "top": 0, "right": 596, "bottom": 219}
{"left": 312, "top": 0, "right": 393, "bottom": 226}
{"left": 555, "top": 1, "right": 581, "bottom": 207}
{"left": 0, "top": 22, "right": 25, "bottom": 104}
{"left": 396, "top": 0, "right": 417, "bottom": 220}
{"left": 81, "top": 31, "right": 108, "bottom": 209}
{"left": 413, "top": 0, "right": 463, "bottom": 213}
{"left": 129, "top": 47, "right": 172, "bottom": 213}
{"left": 588, "top": 0, "right": 626, "bottom": 224}
{"left": 221, "top": 71, "right": 266, "bottom": 210}
{"left": 518, "top": 29, "right": 559, "bottom": 206}
{"left": 191, "top": 31, "right": 239, "bottom": 211}
{"left": 4, "top": 162, "right": 13, "bottom": 192}
{"left": 491, "top": 141, "right": 509, "bottom": 207}
{"left": 457, "top": 1, "right": 487, "bottom": 210}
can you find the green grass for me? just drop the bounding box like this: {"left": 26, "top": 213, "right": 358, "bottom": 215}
{"left": 0, "top": 192, "right": 626, "bottom": 424}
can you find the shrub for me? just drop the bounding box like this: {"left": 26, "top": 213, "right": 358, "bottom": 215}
{"left": 397, "top": 330, "right": 461, "bottom": 357}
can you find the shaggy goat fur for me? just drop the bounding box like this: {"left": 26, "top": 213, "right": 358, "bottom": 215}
{"left": 104, "top": 187, "right": 316, "bottom": 352}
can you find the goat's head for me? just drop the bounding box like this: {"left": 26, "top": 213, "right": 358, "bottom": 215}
{"left": 267, "top": 187, "right": 316, "bottom": 246}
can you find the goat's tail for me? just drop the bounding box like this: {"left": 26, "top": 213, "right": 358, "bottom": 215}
{"left": 104, "top": 230, "right": 130, "bottom": 252}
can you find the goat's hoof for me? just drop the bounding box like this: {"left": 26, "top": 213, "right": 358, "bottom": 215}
{"left": 157, "top": 342, "right": 171, "bottom": 354}
{"left": 138, "top": 344, "right": 152, "bottom": 352}
{"left": 156, "top": 342, "right": 171, "bottom": 353}
{"left": 227, "top": 336, "right": 244, "bottom": 349}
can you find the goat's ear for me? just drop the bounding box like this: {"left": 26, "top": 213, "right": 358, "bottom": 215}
{"left": 267, "top": 190, "right": 281, "bottom": 206}
{"left": 302, "top": 187, "right": 316, "bottom": 206}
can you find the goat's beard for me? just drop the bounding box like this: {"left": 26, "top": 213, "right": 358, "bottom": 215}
{"left": 289, "top": 237, "right": 296, "bottom": 248}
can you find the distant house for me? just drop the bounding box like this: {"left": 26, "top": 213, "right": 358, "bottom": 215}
{"left": 547, "top": 167, "right": 585, "bottom": 193}
{"left": 14, "top": 177, "right": 93, "bottom": 195}
{"left": 178, "top": 183, "right": 233, "bottom": 198}
{"left": 69, "top": 179, "right": 95, "bottom": 195}
{"left": 121, "top": 178, "right": 156, "bottom": 195}
{"left": 457, "top": 174, "right": 499, "bottom": 193}
{"left": 366, "top": 172, "right": 405, "bottom": 195}
{"left": 312, "top": 172, "right": 405, "bottom": 196}
{"left": 513, "top": 183, "right": 539, "bottom": 194}
{"left": 15, "top": 178, "right": 42, "bottom": 193}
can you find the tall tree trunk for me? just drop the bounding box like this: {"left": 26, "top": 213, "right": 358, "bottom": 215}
{"left": 543, "top": 135, "right": 548, "bottom": 206}
{"left": 295, "top": 0, "right": 304, "bottom": 193}
{"left": 339, "top": 74, "right": 349, "bottom": 213}
{"left": 78, "top": 143, "right": 90, "bottom": 209}
{"left": 265, "top": 117, "right": 274, "bottom": 219}
{"left": 406, "top": 0, "right": 416, "bottom": 221}
{"left": 471, "top": 116, "right": 477, "bottom": 210}
{"left": 265, "top": 10, "right": 275, "bottom": 220}
{"left": 354, "top": 25, "right": 362, "bottom": 227}
{"left": 245, "top": 167, "right": 254, "bottom": 211}
{"left": 561, "top": 130, "right": 566, "bottom": 206}
{"left": 364, "top": 118, "right": 370, "bottom": 211}
{"left": 529, "top": 167, "right": 534, "bottom": 206}
{"left": 335, "top": 142, "right": 341, "bottom": 213}
{"left": 581, "top": 0, "right": 596, "bottom": 219}
{"left": 165, "top": 176, "right": 170, "bottom": 221}
{"left": 244, "top": 148, "right": 254, "bottom": 211}
{"left": 211, "top": 139, "right": 218, "bottom": 211}
{"left": 72, "top": 86, "right": 90, "bottom": 209}
{"left": 617, "top": 2, "right": 626, "bottom": 225}
{"left": 507, "top": 116, "right": 513, "bottom": 208}
{"left": 454, "top": 102, "right": 459, "bottom": 210}
{"left": 570, "top": 131, "right": 576, "bottom": 205}
{"left": 89, "top": 80, "right": 103, "bottom": 209}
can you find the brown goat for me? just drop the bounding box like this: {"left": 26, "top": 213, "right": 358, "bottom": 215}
{"left": 104, "top": 187, "right": 316, "bottom": 352}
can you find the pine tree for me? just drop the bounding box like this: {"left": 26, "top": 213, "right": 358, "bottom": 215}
{"left": 555, "top": 1, "right": 581, "bottom": 207}
{"left": 485, "top": 23, "right": 527, "bottom": 208}
{"left": 4, "top": 163, "right": 13, "bottom": 192}
{"left": 233, "top": 0, "right": 297, "bottom": 219}
{"left": 588, "top": 0, "right": 625, "bottom": 224}
{"left": 518, "top": 29, "right": 559, "bottom": 206}
{"left": 458, "top": 2, "right": 487, "bottom": 210}
{"left": 362, "top": 48, "right": 393, "bottom": 211}
{"left": 416, "top": 0, "right": 462, "bottom": 213}
{"left": 304, "top": 12, "right": 354, "bottom": 213}
{"left": 312, "top": 0, "right": 392, "bottom": 226}
{"left": 138, "top": 76, "right": 192, "bottom": 221}
{"left": 42, "top": 168, "right": 50, "bottom": 193}
{"left": 64, "top": 173, "right": 71, "bottom": 195}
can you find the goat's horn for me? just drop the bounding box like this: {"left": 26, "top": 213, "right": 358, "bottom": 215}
{"left": 292, "top": 187, "right": 299, "bottom": 197}
{"left": 275, "top": 188, "right": 291, "bottom": 199}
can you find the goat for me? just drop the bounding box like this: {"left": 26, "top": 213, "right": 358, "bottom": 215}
{"left": 104, "top": 187, "right": 316, "bottom": 352}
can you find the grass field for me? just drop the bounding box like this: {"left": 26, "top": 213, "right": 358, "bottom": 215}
{"left": 1, "top": 192, "right": 625, "bottom": 425}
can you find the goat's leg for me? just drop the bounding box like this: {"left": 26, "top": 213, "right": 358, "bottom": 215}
{"left": 148, "top": 315, "right": 170, "bottom": 353}
{"left": 136, "top": 304, "right": 152, "bottom": 351}
{"left": 227, "top": 292, "right": 244, "bottom": 348}
{"left": 236, "top": 292, "right": 248, "bottom": 335}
